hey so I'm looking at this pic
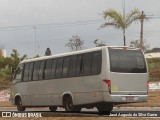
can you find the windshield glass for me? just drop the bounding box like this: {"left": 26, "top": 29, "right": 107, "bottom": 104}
{"left": 109, "top": 48, "right": 147, "bottom": 73}
{"left": 12, "top": 64, "right": 23, "bottom": 84}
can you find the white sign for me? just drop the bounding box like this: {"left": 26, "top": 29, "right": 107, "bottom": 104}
{"left": 149, "top": 82, "right": 160, "bottom": 90}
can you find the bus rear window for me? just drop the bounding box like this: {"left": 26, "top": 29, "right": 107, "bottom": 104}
{"left": 109, "top": 48, "right": 147, "bottom": 73}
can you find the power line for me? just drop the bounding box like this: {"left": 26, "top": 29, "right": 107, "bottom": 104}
{"left": 148, "top": 17, "right": 160, "bottom": 19}
{"left": 0, "top": 27, "right": 33, "bottom": 31}
{"left": 0, "top": 19, "right": 103, "bottom": 31}
{"left": 0, "top": 14, "right": 159, "bottom": 32}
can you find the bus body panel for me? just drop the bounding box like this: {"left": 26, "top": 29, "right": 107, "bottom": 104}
{"left": 110, "top": 73, "right": 148, "bottom": 95}
{"left": 11, "top": 83, "right": 32, "bottom": 106}
{"left": 11, "top": 75, "right": 103, "bottom": 106}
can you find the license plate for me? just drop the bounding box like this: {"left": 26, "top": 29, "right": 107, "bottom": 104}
{"left": 126, "top": 96, "right": 134, "bottom": 101}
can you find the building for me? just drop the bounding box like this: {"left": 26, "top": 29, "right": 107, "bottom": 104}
{"left": 145, "top": 48, "right": 160, "bottom": 58}
{"left": 0, "top": 49, "right": 6, "bottom": 58}
{"left": 145, "top": 52, "right": 160, "bottom": 58}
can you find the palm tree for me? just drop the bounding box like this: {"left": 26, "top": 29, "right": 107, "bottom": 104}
{"left": 101, "top": 8, "right": 147, "bottom": 46}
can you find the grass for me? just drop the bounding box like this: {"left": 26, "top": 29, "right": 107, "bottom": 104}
{"left": 147, "top": 58, "right": 160, "bottom": 81}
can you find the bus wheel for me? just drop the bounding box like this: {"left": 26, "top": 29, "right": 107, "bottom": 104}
{"left": 64, "top": 96, "right": 74, "bottom": 112}
{"left": 63, "top": 95, "right": 81, "bottom": 112}
{"left": 97, "top": 103, "right": 113, "bottom": 115}
{"left": 16, "top": 97, "right": 26, "bottom": 111}
{"left": 49, "top": 106, "right": 57, "bottom": 111}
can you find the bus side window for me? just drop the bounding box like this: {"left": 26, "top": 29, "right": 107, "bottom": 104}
{"left": 51, "top": 59, "right": 57, "bottom": 79}
{"left": 39, "top": 61, "right": 45, "bottom": 80}
{"left": 84, "top": 53, "right": 92, "bottom": 76}
{"left": 33, "top": 61, "right": 40, "bottom": 80}
{"left": 76, "top": 54, "right": 84, "bottom": 76}
{"left": 55, "top": 57, "right": 63, "bottom": 79}
{"left": 68, "top": 55, "right": 77, "bottom": 77}
{"left": 28, "top": 62, "right": 34, "bottom": 81}
{"left": 62, "top": 56, "right": 70, "bottom": 78}
{"left": 23, "top": 63, "right": 29, "bottom": 81}
{"left": 92, "top": 51, "right": 102, "bottom": 75}
{"left": 44, "top": 59, "right": 53, "bottom": 80}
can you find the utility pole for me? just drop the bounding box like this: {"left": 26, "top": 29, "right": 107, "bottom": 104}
{"left": 140, "top": 11, "right": 144, "bottom": 51}
{"left": 34, "top": 26, "right": 37, "bottom": 56}
{"left": 122, "top": 0, "right": 126, "bottom": 46}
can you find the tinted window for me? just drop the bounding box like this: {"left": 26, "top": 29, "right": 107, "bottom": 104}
{"left": 109, "top": 48, "right": 147, "bottom": 73}
{"left": 12, "top": 65, "right": 24, "bottom": 84}
{"left": 92, "top": 51, "right": 102, "bottom": 75}
{"left": 51, "top": 59, "right": 57, "bottom": 79}
{"left": 55, "top": 58, "right": 63, "bottom": 78}
{"left": 44, "top": 59, "right": 52, "bottom": 80}
{"left": 28, "top": 62, "right": 34, "bottom": 80}
{"left": 33, "top": 61, "right": 40, "bottom": 80}
{"left": 76, "top": 54, "right": 84, "bottom": 76}
{"left": 68, "top": 55, "right": 77, "bottom": 77}
{"left": 38, "top": 61, "right": 45, "bottom": 80}
{"left": 84, "top": 53, "right": 92, "bottom": 75}
{"left": 15, "top": 65, "right": 23, "bottom": 81}
{"left": 62, "top": 57, "right": 70, "bottom": 78}
{"left": 23, "top": 63, "right": 29, "bottom": 81}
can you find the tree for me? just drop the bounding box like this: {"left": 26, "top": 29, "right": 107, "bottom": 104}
{"left": 0, "top": 50, "right": 3, "bottom": 58}
{"left": 65, "top": 35, "right": 84, "bottom": 51}
{"left": 130, "top": 39, "right": 150, "bottom": 53}
{"left": 100, "top": 8, "right": 148, "bottom": 46}
{"left": 0, "top": 57, "right": 11, "bottom": 81}
{"left": 0, "top": 57, "right": 11, "bottom": 70}
{"left": 93, "top": 39, "right": 106, "bottom": 47}
{"left": 9, "top": 49, "right": 27, "bottom": 72}
{"left": 0, "top": 49, "right": 27, "bottom": 84}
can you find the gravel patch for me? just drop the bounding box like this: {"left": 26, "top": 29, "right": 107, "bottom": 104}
{"left": 0, "top": 88, "right": 10, "bottom": 101}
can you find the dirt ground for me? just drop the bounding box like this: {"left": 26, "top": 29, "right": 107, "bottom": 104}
{"left": 115, "top": 91, "right": 160, "bottom": 107}
{"left": 0, "top": 92, "right": 160, "bottom": 119}
{"left": 0, "top": 117, "right": 160, "bottom": 120}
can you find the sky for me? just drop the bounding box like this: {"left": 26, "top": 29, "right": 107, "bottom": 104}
{"left": 0, "top": 0, "right": 160, "bottom": 57}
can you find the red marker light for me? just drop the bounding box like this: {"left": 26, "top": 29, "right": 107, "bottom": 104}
{"left": 103, "top": 80, "right": 111, "bottom": 93}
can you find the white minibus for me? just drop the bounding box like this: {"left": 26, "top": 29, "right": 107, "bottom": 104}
{"left": 10, "top": 46, "right": 148, "bottom": 114}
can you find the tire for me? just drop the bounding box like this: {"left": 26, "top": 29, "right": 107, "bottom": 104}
{"left": 73, "top": 106, "right": 81, "bottom": 112}
{"left": 97, "top": 103, "right": 113, "bottom": 115}
{"left": 63, "top": 96, "right": 81, "bottom": 112}
{"left": 49, "top": 106, "right": 57, "bottom": 111}
{"left": 16, "top": 97, "right": 26, "bottom": 112}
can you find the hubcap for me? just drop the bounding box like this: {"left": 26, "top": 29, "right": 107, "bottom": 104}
{"left": 66, "top": 100, "right": 73, "bottom": 111}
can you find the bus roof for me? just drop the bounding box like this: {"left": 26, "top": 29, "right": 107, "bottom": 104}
{"left": 20, "top": 46, "right": 139, "bottom": 64}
